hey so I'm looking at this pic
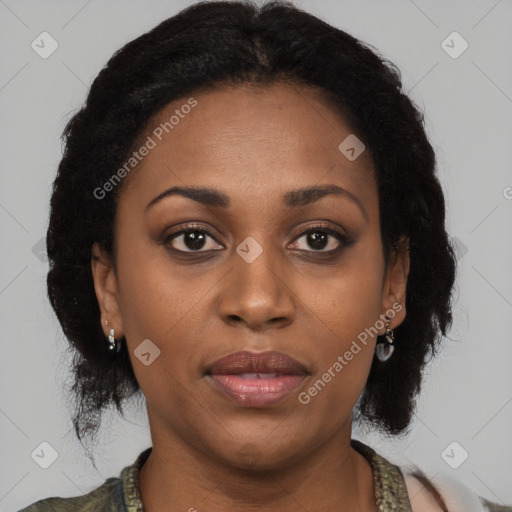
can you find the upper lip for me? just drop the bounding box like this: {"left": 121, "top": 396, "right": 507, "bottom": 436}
{"left": 206, "top": 350, "right": 309, "bottom": 376}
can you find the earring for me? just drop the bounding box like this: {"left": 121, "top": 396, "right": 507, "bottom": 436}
{"left": 106, "top": 321, "right": 121, "bottom": 353}
{"left": 375, "top": 315, "right": 394, "bottom": 362}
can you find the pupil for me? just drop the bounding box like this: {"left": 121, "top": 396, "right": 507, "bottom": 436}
{"left": 308, "top": 231, "right": 327, "bottom": 250}
{"left": 185, "top": 230, "right": 206, "bottom": 250}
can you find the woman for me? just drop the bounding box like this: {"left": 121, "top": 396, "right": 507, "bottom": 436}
{"left": 18, "top": 1, "right": 511, "bottom": 510}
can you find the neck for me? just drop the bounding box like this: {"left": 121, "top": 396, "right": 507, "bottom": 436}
{"left": 138, "top": 422, "right": 376, "bottom": 512}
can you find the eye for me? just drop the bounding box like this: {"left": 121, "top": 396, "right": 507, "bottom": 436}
{"left": 290, "top": 225, "right": 347, "bottom": 253}
{"left": 164, "top": 225, "right": 223, "bottom": 253}
{"left": 163, "top": 223, "right": 349, "bottom": 255}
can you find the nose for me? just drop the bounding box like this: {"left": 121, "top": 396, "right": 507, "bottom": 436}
{"left": 218, "top": 243, "right": 295, "bottom": 331}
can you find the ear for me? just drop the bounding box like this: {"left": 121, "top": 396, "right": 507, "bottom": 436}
{"left": 380, "top": 236, "right": 410, "bottom": 331}
{"left": 91, "top": 242, "right": 124, "bottom": 338}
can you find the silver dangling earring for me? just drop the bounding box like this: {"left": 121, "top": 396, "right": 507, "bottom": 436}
{"left": 375, "top": 315, "right": 394, "bottom": 362}
{"left": 106, "top": 321, "right": 121, "bottom": 353}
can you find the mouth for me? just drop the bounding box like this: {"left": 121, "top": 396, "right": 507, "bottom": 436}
{"left": 204, "top": 350, "right": 309, "bottom": 407}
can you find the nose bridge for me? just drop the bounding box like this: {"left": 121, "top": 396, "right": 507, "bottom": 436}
{"left": 219, "top": 233, "right": 294, "bottom": 327}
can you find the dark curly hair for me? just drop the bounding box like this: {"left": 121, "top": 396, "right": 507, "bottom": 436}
{"left": 46, "top": 0, "right": 457, "bottom": 461}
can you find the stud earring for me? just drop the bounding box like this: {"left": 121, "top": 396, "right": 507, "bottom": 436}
{"left": 105, "top": 321, "right": 121, "bottom": 353}
{"left": 375, "top": 315, "right": 394, "bottom": 362}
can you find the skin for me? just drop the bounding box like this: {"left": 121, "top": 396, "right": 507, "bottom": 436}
{"left": 91, "top": 82, "right": 410, "bottom": 511}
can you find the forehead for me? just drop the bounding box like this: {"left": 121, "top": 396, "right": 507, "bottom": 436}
{"left": 120, "top": 82, "right": 377, "bottom": 214}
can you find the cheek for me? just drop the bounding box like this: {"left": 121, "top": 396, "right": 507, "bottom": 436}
{"left": 296, "top": 281, "right": 380, "bottom": 428}
{"left": 114, "top": 215, "right": 203, "bottom": 334}
{"left": 113, "top": 234, "right": 198, "bottom": 365}
{"left": 115, "top": 260, "right": 207, "bottom": 407}
{"left": 305, "top": 246, "right": 384, "bottom": 345}
{"left": 298, "top": 240, "right": 384, "bottom": 398}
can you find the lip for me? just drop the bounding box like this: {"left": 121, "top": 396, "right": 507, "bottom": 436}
{"left": 205, "top": 350, "right": 309, "bottom": 407}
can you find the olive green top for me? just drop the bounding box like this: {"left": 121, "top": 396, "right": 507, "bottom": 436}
{"left": 17, "top": 439, "right": 511, "bottom": 511}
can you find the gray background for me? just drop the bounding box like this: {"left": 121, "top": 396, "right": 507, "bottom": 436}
{"left": 1, "top": 0, "right": 511, "bottom": 510}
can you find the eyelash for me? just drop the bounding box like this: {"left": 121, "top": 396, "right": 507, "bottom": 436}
{"left": 162, "top": 222, "right": 351, "bottom": 257}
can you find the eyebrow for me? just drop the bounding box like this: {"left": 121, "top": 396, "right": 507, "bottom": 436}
{"left": 144, "top": 184, "right": 368, "bottom": 220}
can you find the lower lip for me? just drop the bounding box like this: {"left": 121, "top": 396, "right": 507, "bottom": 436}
{"left": 207, "top": 374, "right": 306, "bottom": 407}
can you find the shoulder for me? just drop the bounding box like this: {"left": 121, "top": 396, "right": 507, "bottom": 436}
{"left": 17, "top": 476, "right": 124, "bottom": 512}
{"left": 402, "top": 471, "right": 445, "bottom": 511}
{"left": 402, "top": 469, "right": 512, "bottom": 512}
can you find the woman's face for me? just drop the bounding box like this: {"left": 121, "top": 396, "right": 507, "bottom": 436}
{"left": 92, "top": 82, "right": 409, "bottom": 469}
